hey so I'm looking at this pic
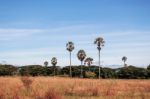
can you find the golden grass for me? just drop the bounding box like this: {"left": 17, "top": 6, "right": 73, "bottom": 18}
{"left": 0, "top": 77, "right": 150, "bottom": 99}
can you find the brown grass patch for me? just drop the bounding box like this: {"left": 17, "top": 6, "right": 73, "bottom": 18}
{"left": 0, "top": 77, "right": 149, "bottom": 99}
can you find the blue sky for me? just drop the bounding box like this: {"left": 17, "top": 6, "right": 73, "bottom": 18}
{"left": 0, "top": 0, "right": 150, "bottom": 67}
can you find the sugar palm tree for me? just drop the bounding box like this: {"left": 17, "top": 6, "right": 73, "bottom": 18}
{"left": 44, "top": 61, "right": 48, "bottom": 67}
{"left": 66, "top": 41, "right": 75, "bottom": 77}
{"left": 122, "top": 56, "right": 127, "bottom": 67}
{"left": 94, "top": 37, "right": 105, "bottom": 79}
{"left": 77, "top": 50, "right": 86, "bottom": 78}
{"left": 84, "top": 57, "right": 93, "bottom": 71}
{"left": 51, "top": 57, "right": 57, "bottom": 76}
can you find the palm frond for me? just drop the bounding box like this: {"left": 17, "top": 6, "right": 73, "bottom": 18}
{"left": 66, "top": 41, "right": 75, "bottom": 52}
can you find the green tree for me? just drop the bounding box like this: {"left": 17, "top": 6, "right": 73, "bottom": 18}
{"left": 0, "top": 64, "right": 17, "bottom": 76}
{"left": 84, "top": 57, "right": 93, "bottom": 71}
{"left": 94, "top": 37, "right": 105, "bottom": 79}
{"left": 66, "top": 41, "right": 75, "bottom": 77}
{"left": 77, "top": 50, "right": 86, "bottom": 78}
{"left": 51, "top": 57, "right": 57, "bottom": 76}
{"left": 116, "top": 66, "right": 147, "bottom": 79}
{"left": 19, "top": 65, "right": 41, "bottom": 76}
{"left": 44, "top": 61, "right": 48, "bottom": 67}
{"left": 122, "top": 56, "right": 127, "bottom": 67}
{"left": 147, "top": 65, "right": 150, "bottom": 79}
{"left": 147, "top": 64, "right": 150, "bottom": 70}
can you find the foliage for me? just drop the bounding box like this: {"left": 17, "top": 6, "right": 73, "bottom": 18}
{"left": 84, "top": 57, "right": 93, "bottom": 67}
{"left": 44, "top": 61, "right": 49, "bottom": 67}
{"left": 0, "top": 64, "right": 17, "bottom": 76}
{"left": 147, "top": 64, "right": 150, "bottom": 70}
{"left": 122, "top": 56, "right": 127, "bottom": 63}
{"left": 116, "top": 65, "right": 148, "bottom": 79}
{"left": 66, "top": 41, "right": 74, "bottom": 52}
{"left": 51, "top": 57, "right": 57, "bottom": 66}
{"left": 0, "top": 64, "right": 149, "bottom": 79}
{"left": 101, "top": 67, "right": 116, "bottom": 78}
{"left": 77, "top": 50, "right": 86, "bottom": 62}
{"left": 122, "top": 56, "right": 127, "bottom": 66}
{"left": 94, "top": 37, "right": 105, "bottom": 50}
{"left": 85, "top": 71, "right": 96, "bottom": 78}
{"left": 18, "top": 65, "right": 61, "bottom": 76}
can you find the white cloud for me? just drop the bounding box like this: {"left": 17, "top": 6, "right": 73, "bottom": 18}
{"left": 0, "top": 26, "right": 150, "bottom": 67}
{"left": 0, "top": 28, "right": 44, "bottom": 41}
{"left": 0, "top": 25, "right": 149, "bottom": 42}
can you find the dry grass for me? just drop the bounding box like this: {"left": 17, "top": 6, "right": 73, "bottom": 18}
{"left": 21, "top": 77, "right": 33, "bottom": 89}
{"left": 0, "top": 77, "right": 150, "bottom": 99}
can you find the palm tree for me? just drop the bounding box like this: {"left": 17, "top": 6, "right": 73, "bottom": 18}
{"left": 122, "top": 56, "right": 127, "bottom": 67}
{"left": 66, "top": 41, "right": 75, "bottom": 77}
{"left": 51, "top": 57, "right": 57, "bottom": 76}
{"left": 84, "top": 57, "right": 93, "bottom": 71}
{"left": 44, "top": 61, "right": 48, "bottom": 67}
{"left": 77, "top": 50, "right": 86, "bottom": 78}
{"left": 94, "top": 37, "right": 105, "bottom": 79}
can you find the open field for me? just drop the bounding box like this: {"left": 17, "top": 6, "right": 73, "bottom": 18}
{"left": 0, "top": 77, "right": 150, "bottom": 99}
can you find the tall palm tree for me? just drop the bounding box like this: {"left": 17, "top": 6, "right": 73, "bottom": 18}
{"left": 44, "top": 61, "right": 48, "bottom": 67}
{"left": 51, "top": 57, "right": 57, "bottom": 76}
{"left": 84, "top": 57, "right": 93, "bottom": 71}
{"left": 94, "top": 37, "right": 105, "bottom": 79}
{"left": 66, "top": 41, "right": 75, "bottom": 77}
{"left": 122, "top": 56, "right": 127, "bottom": 67}
{"left": 77, "top": 50, "right": 86, "bottom": 78}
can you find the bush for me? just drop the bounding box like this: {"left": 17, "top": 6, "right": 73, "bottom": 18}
{"left": 0, "top": 65, "right": 17, "bottom": 76}
{"left": 85, "top": 71, "right": 96, "bottom": 78}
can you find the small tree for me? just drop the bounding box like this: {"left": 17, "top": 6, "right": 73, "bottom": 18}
{"left": 51, "top": 57, "right": 57, "bottom": 76}
{"left": 84, "top": 57, "right": 93, "bottom": 71}
{"left": 44, "top": 61, "right": 48, "bottom": 67}
{"left": 122, "top": 56, "right": 127, "bottom": 67}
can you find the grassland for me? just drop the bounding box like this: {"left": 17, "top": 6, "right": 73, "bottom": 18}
{"left": 0, "top": 77, "right": 150, "bottom": 99}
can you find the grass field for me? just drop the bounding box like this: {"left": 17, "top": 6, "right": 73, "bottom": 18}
{"left": 0, "top": 77, "right": 150, "bottom": 99}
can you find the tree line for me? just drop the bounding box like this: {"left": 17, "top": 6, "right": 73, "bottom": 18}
{"left": 1, "top": 36, "right": 149, "bottom": 79}
{"left": 0, "top": 64, "right": 150, "bottom": 79}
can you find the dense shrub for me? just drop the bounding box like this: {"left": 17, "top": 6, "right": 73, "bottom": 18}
{"left": 116, "top": 66, "right": 148, "bottom": 79}
{"left": 0, "top": 65, "right": 17, "bottom": 76}
{"left": 0, "top": 64, "right": 149, "bottom": 79}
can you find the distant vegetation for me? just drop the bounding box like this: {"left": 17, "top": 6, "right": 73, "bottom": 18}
{"left": 0, "top": 36, "right": 149, "bottom": 79}
{"left": 0, "top": 64, "right": 150, "bottom": 79}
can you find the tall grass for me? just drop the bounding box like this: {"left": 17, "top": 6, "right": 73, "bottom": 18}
{"left": 0, "top": 77, "right": 149, "bottom": 99}
{"left": 21, "top": 76, "right": 33, "bottom": 89}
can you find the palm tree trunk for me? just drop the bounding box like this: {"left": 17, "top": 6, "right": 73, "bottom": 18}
{"left": 81, "top": 61, "right": 83, "bottom": 78}
{"left": 54, "top": 65, "right": 55, "bottom": 77}
{"left": 69, "top": 52, "right": 72, "bottom": 77}
{"left": 124, "top": 61, "right": 125, "bottom": 67}
{"left": 99, "top": 50, "right": 101, "bottom": 79}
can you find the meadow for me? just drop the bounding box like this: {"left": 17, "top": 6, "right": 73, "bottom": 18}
{"left": 0, "top": 77, "right": 150, "bottom": 99}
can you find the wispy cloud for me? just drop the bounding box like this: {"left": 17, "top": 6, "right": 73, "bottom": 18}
{"left": 0, "top": 25, "right": 150, "bottom": 67}
{"left": 0, "top": 28, "right": 44, "bottom": 41}
{"left": 0, "top": 25, "right": 149, "bottom": 41}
